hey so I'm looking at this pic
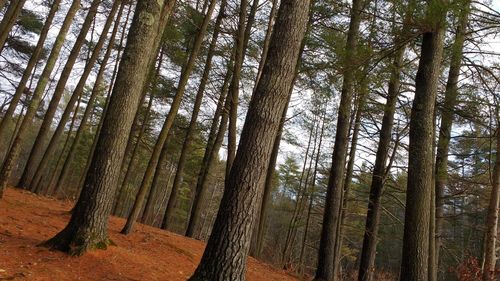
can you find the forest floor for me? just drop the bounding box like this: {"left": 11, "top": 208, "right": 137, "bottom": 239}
{"left": 0, "top": 187, "right": 299, "bottom": 281}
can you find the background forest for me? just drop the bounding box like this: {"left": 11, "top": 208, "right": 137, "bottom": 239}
{"left": 0, "top": 0, "right": 499, "bottom": 280}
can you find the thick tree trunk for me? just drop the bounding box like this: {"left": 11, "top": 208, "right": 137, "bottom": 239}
{"left": 54, "top": 3, "right": 127, "bottom": 194}
{"left": 314, "top": 0, "right": 364, "bottom": 279}
{"left": 161, "top": 0, "right": 226, "bottom": 228}
{"left": 40, "top": 0, "right": 166, "bottom": 255}
{"left": 188, "top": 0, "right": 310, "bottom": 279}
{"left": 19, "top": 0, "right": 101, "bottom": 189}
{"left": 0, "top": 0, "right": 61, "bottom": 153}
{"left": 434, "top": 2, "right": 470, "bottom": 274}
{"left": 121, "top": 0, "right": 217, "bottom": 234}
{"left": 483, "top": 127, "right": 500, "bottom": 281}
{"left": 0, "top": 0, "right": 27, "bottom": 52}
{"left": 399, "top": 3, "right": 446, "bottom": 280}
{"left": 29, "top": 0, "right": 122, "bottom": 192}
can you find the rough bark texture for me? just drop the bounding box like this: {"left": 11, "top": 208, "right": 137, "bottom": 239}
{"left": 188, "top": 0, "right": 310, "bottom": 279}
{"left": 30, "top": 0, "right": 122, "bottom": 192}
{"left": 0, "top": 0, "right": 27, "bottom": 52}
{"left": 314, "top": 0, "right": 364, "bottom": 279}
{"left": 400, "top": 4, "right": 446, "bottom": 280}
{"left": 0, "top": 0, "right": 61, "bottom": 152}
{"left": 40, "top": 0, "right": 165, "bottom": 255}
{"left": 250, "top": 0, "right": 281, "bottom": 257}
{"left": 121, "top": 0, "right": 217, "bottom": 234}
{"left": 434, "top": 2, "right": 469, "bottom": 274}
{"left": 54, "top": 3, "right": 126, "bottom": 194}
{"left": 483, "top": 127, "right": 500, "bottom": 281}
{"left": 162, "top": 0, "right": 226, "bottom": 228}
{"left": 19, "top": 0, "right": 100, "bottom": 189}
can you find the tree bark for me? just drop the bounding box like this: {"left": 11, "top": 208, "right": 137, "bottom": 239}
{"left": 29, "top": 0, "right": 122, "bottom": 192}
{"left": 0, "top": 0, "right": 61, "bottom": 153}
{"left": 399, "top": 2, "right": 446, "bottom": 280}
{"left": 40, "top": 0, "right": 166, "bottom": 254}
{"left": 483, "top": 125, "right": 500, "bottom": 281}
{"left": 121, "top": 0, "right": 218, "bottom": 234}
{"left": 188, "top": 0, "right": 310, "bottom": 278}
{"left": 314, "top": 0, "right": 364, "bottom": 279}
{"left": 0, "top": 0, "right": 27, "bottom": 52}
{"left": 19, "top": 0, "right": 101, "bottom": 189}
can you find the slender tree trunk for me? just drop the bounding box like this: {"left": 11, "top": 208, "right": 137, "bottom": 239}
{"left": 161, "top": 0, "right": 226, "bottom": 229}
{"left": 0, "top": 0, "right": 26, "bottom": 52}
{"left": 29, "top": 0, "right": 122, "bottom": 192}
{"left": 188, "top": 0, "right": 310, "bottom": 278}
{"left": 121, "top": 0, "right": 218, "bottom": 234}
{"left": 41, "top": 93, "right": 83, "bottom": 195}
{"left": 314, "top": 0, "right": 364, "bottom": 278}
{"left": 185, "top": 57, "right": 234, "bottom": 237}
{"left": 0, "top": 0, "right": 61, "bottom": 151}
{"left": 40, "top": 0, "right": 167, "bottom": 255}
{"left": 226, "top": 0, "right": 260, "bottom": 177}
{"left": 399, "top": 2, "right": 446, "bottom": 279}
{"left": 54, "top": 3, "right": 127, "bottom": 194}
{"left": 299, "top": 111, "right": 326, "bottom": 275}
{"left": 254, "top": 0, "right": 278, "bottom": 86}
{"left": 483, "top": 125, "right": 500, "bottom": 281}
{"left": 357, "top": 2, "right": 416, "bottom": 280}
{"left": 19, "top": 0, "right": 101, "bottom": 189}
{"left": 434, "top": 2, "right": 470, "bottom": 274}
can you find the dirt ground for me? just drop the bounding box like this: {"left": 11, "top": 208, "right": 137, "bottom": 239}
{"left": 0, "top": 187, "right": 299, "bottom": 281}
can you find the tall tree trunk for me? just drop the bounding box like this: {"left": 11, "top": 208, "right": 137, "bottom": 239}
{"left": 226, "top": 0, "right": 260, "bottom": 177}
{"left": 0, "top": 0, "right": 61, "bottom": 152}
{"left": 0, "top": 0, "right": 26, "bottom": 52}
{"left": 29, "top": 0, "right": 122, "bottom": 192}
{"left": 399, "top": 2, "right": 446, "bottom": 279}
{"left": 314, "top": 0, "right": 364, "bottom": 278}
{"left": 41, "top": 93, "right": 83, "bottom": 195}
{"left": 188, "top": 0, "right": 310, "bottom": 278}
{"left": 357, "top": 2, "right": 416, "bottom": 280}
{"left": 161, "top": 0, "right": 226, "bottom": 228}
{"left": 40, "top": 0, "right": 167, "bottom": 255}
{"left": 72, "top": 6, "right": 131, "bottom": 196}
{"left": 54, "top": 2, "right": 127, "bottom": 194}
{"left": 434, "top": 2, "right": 470, "bottom": 274}
{"left": 299, "top": 111, "right": 326, "bottom": 275}
{"left": 19, "top": 0, "right": 101, "bottom": 189}
{"left": 121, "top": 0, "right": 218, "bottom": 234}
{"left": 185, "top": 57, "right": 233, "bottom": 237}
{"left": 483, "top": 124, "right": 500, "bottom": 281}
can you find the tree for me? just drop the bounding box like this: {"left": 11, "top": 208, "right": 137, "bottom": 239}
{"left": 188, "top": 0, "right": 311, "bottom": 278}
{"left": 400, "top": 0, "right": 447, "bottom": 279}
{"left": 315, "top": 0, "right": 365, "bottom": 278}
{"left": 40, "top": 0, "right": 168, "bottom": 255}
